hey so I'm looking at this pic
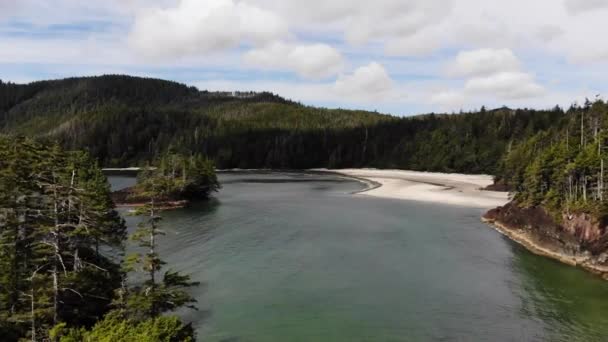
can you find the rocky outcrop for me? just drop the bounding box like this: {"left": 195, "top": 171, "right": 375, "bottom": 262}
{"left": 483, "top": 201, "right": 608, "bottom": 279}
{"left": 561, "top": 212, "right": 608, "bottom": 254}
{"left": 483, "top": 179, "right": 511, "bottom": 192}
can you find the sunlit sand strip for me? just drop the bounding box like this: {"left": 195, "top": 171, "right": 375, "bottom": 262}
{"left": 326, "top": 169, "right": 510, "bottom": 209}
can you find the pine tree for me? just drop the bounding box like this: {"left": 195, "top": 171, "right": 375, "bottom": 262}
{"left": 0, "top": 137, "right": 126, "bottom": 340}
{"left": 124, "top": 167, "right": 198, "bottom": 321}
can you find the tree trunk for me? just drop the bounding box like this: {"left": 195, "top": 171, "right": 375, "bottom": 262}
{"left": 52, "top": 175, "right": 61, "bottom": 325}
{"left": 31, "top": 285, "right": 36, "bottom": 342}
{"left": 601, "top": 159, "right": 604, "bottom": 202}
{"left": 149, "top": 196, "right": 156, "bottom": 316}
{"left": 581, "top": 112, "right": 585, "bottom": 147}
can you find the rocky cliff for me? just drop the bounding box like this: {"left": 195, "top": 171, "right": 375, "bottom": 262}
{"left": 483, "top": 201, "right": 608, "bottom": 279}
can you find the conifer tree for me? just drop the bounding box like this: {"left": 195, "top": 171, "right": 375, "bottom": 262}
{"left": 124, "top": 166, "right": 199, "bottom": 321}
{"left": 0, "top": 137, "right": 126, "bottom": 340}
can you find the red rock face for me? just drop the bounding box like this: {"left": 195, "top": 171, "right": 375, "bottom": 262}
{"left": 484, "top": 202, "right": 608, "bottom": 278}
{"left": 562, "top": 213, "right": 606, "bottom": 243}
{"left": 483, "top": 201, "right": 607, "bottom": 256}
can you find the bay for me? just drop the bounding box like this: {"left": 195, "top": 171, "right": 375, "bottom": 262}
{"left": 110, "top": 172, "right": 608, "bottom": 342}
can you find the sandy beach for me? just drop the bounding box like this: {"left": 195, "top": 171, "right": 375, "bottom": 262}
{"left": 329, "top": 169, "right": 510, "bottom": 209}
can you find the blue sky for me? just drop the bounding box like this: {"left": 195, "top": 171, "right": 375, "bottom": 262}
{"left": 1, "top": 0, "right": 608, "bottom": 116}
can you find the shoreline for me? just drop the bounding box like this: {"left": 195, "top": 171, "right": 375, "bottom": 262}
{"left": 325, "top": 169, "right": 608, "bottom": 279}
{"left": 482, "top": 216, "right": 608, "bottom": 280}
{"left": 323, "top": 168, "right": 510, "bottom": 209}
{"left": 114, "top": 201, "right": 188, "bottom": 210}
{"left": 110, "top": 185, "right": 189, "bottom": 210}
{"left": 218, "top": 168, "right": 508, "bottom": 208}
{"left": 108, "top": 168, "right": 608, "bottom": 280}
{"left": 333, "top": 168, "right": 608, "bottom": 280}
{"left": 109, "top": 167, "right": 508, "bottom": 209}
{"left": 108, "top": 168, "right": 608, "bottom": 278}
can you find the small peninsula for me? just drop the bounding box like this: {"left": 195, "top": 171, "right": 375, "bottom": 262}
{"left": 111, "top": 153, "right": 220, "bottom": 209}
{"left": 334, "top": 164, "right": 608, "bottom": 280}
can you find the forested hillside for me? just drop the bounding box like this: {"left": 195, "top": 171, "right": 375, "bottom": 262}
{"left": 483, "top": 99, "right": 608, "bottom": 274}
{"left": 1, "top": 75, "right": 563, "bottom": 174}
{"left": 4, "top": 75, "right": 608, "bottom": 293}
{"left": 496, "top": 99, "right": 608, "bottom": 219}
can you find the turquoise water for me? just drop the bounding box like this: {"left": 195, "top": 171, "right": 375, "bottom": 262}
{"left": 111, "top": 172, "right": 608, "bottom": 341}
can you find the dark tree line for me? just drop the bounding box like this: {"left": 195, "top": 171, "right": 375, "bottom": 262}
{"left": 6, "top": 75, "right": 608, "bottom": 218}
{"left": 1, "top": 76, "right": 562, "bottom": 175}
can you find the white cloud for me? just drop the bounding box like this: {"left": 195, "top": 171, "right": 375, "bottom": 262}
{"left": 436, "top": 48, "right": 545, "bottom": 106}
{"left": 0, "top": 37, "right": 122, "bottom": 64}
{"left": 250, "top": 0, "right": 452, "bottom": 56}
{"left": 384, "top": 29, "right": 443, "bottom": 57}
{"left": 448, "top": 48, "right": 521, "bottom": 78}
{"left": 537, "top": 25, "right": 564, "bottom": 42}
{"left": 0, "top": 1, "right": 19, "bottom": 18}
{"left": 343, "top": 1, "right": 451, "bottom": 46}
{"left": 431, "top": 90, "right": 467, "bottom": 109}
{"left": 0, "top": 0, "right": 159, "bottom": 24}
{"left": 197, "top": 62, "right": 396, "bottom": 106}
{"left": 333, "top": 62, "right": 394, "bottom": 100}
{"left": 129, "top": 0, "right": 288, "bottom": 59}
{"left": 564, "top": 0, "right": 608, "bottom": 14}
{"left": 244, "top": 42, "right": 344, "bottom": 79}
{"left": 5, "top": 0, "right": 608, "bottom": 115}
{"left": 192, "top": 73, "right": 413, "bottom": 112}
{"left": 254, "top": 0, "right": 608, "bottom": 62}
{"left": 464, "top": 72, "right": 545, "bottom": 99}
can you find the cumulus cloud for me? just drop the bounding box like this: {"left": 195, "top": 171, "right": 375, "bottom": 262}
{"left": 193, "top": 64, "right": 403, "bottom": 109}
{"left": 250, "top": 0, "right": 452, "bottom": 56}
{"left": 431, "top": 90, "right": 467, "bottom": 109}
{"left": 564, "top": 0, "right": 608, "bottom": 14}
{"left": 0, "top": 1, "right": 18, "bottom": 17}
{"left": 342, "top": 0, "right": 451, "bottom": 46}
{"left": 261, "top": 0, "right": 608, "bottom": 62}
{"left": 437, "top": 48, "right": 545, "bottom": 104}
{"left": 125, "top": 0, "right": 608, "bottom": 63}
{"left": 448, "top": 48, "right": 521, "bottom": 78}
{"left": 384, "top": 29, "right": 443, "bottom": 57}
{"left": 5, "top": 0, "right": 608, "bottom": 114}
{"left": 464, "top": 72, "right": 545, "bottom": 99}
{"left": 244, "top": 42, "right": 344, "bottom": 79}
{"left": 0, "top": 1, "right": 13, "bottom": 9}
{"left": 129, "top": 0, "right": 288, "bottom": 58}
{"left": 537, "top": 25, "right": 564, "bottom": 42}
{"left": 333, "top": 62, "right": 394, "bottom": 100}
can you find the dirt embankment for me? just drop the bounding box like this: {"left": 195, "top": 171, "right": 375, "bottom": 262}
{"left": 483, "top": 202, "right": 608, "bottom": 279}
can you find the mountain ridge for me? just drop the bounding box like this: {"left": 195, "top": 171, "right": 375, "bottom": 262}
{"left": 0, "top": 75, "right": 562, "bottom": 173}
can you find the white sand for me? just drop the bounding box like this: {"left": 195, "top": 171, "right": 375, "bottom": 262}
{"left": 329, "top": 169, "right": 510, "bottom": 209}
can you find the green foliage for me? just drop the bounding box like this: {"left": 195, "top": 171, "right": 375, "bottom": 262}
{"left": 0, "top": 137, "right": 126, "bottom": 340}
{"left": 4, "top": 75, "right": 608, "bottom": 340}
{"left": 50, "top": 311, "right": 195, "bottom": 342}
{"left": 1, "top": 75, "right": 562, "bottom": 174}
{"left": 498, "top": 99, "right": 608, "bottom": 218}
{"left": 133, "top": 152, "right": 220, "bottom": 202}
{"left": 0, "top": 138, "right": 204, "bottom": 340}
{"left": 122, "top": 152, "right": 201, "bottom": 322}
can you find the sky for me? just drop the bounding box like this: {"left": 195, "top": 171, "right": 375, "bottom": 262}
{"left": 1, "top": 0, "right": 608, "bottom": 116}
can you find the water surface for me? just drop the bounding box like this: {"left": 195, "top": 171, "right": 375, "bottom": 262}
{"left": 111, "top": 172, "right": 608, "bottom": 341}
